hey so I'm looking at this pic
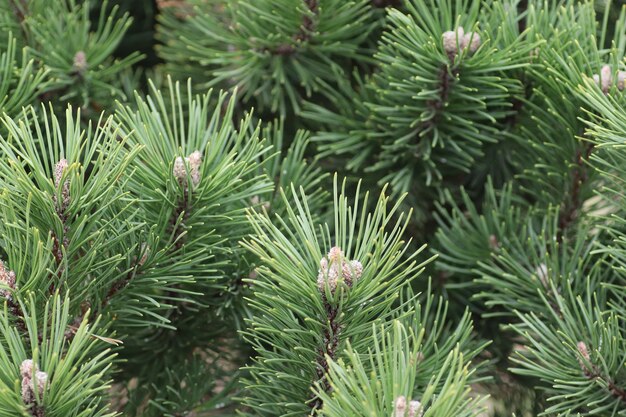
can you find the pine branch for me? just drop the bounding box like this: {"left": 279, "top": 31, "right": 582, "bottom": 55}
{"left": 0, "top": 260, "right": 27, "bottom": 334}
{"left": 308, "top": 300, "right": 341, "bottom": 412}
{"left": 517, "top": 0, "right": 528, "bottom": 33}
{"left": 558, "top": 140, "right": 594, "bottom": 236}
{"left": 577, "top": 342, "right": 626, "bottom": 403}
{"left": 157, "top": 0, "right": 376, "bottom": 114}
{"left": 272, "top": 0, "right": 319, "bottom": 55}
{"left": 240, "top": 176, "right": 438, "bottom": 415}
{"left": 8, "top": 0, "right": 27, "bottom": 40}
{"left": 103, "top": 246, "right": 148, "bottom": 309}
{"left": 371, "top": 0, "right": 400, "bottom": 7}
{"left": 0, "top": 293, "right": 116, "bottom": 416}
{"left": 418, "top": 63, "right": 458, "bottom": 137}
{"left": 315, "top": 314, "right": 486, "bottom": 417}
{"left": 8, "top": 0, "right": 26, "bottom": 22}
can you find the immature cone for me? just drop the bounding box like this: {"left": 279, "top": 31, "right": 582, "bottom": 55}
{"left": 442, "top": 27, "right": 464, "bottom": 56}
{"left": 577, "top": 341, "right": 590, "bottom": 361}
{"left": 53, "top": 159, "right": 70, "bottom": 213}
{"left": 394, "top": 396, "right": 407, "bottom": 417}
{"left": 173, "top": 156, "right": 186, "bottom": 182}
{"left": 576, "top": 341, "right": 591, "bottom": 374}
{"left": 442, "top": 27, "right": 481, "bottom": 58}
{"left": 173, "top": 151, "right": 203, "bottom": 190}
{"left": 535, "top": 263, "right": 548, "bottom": 288}
{"left": 251, "top": 195, "right": 271, "bottom": 212}
{"left": 617, "top": 71, "right": 626, "bottom": 91}
{"left": 593, "top": 74, "right": 600, "bottom": 85}
{"left": 137, "top": 243, "right": 150, "bottom": 267}
{"left": 317, "top": 246, "right": 363, "bottom": 296}
{"left": 0, "top": 260, "right": 16, "bottom": 300}
{"left": 187, "top": 150, "right": 202, "bottom": 187}
{"left": 488, "top": 234, "right": 500, "bottom": 251}
{"left": 600, "top": 65, "right": 612, "bottom": 93}
{"left": 408, "top": 400, "right": 423, "bottom": 417}
{"left": 72, "top": 51, "right": 88, "bottom": 75}
{"left": 464, "top": 32, "right": 481, "bottom": 53}
{"left": 20, "top": 359, "right": 48, "bottom": 405}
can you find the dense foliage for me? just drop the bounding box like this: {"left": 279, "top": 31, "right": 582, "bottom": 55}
{"left": 0, "top": 0, "right": 626, "bottom": 416}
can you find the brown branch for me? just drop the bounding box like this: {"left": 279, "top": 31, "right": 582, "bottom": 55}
{"left": 170, "top": 189, "right": 192, "bottom": 251}
{"left": 269, "top": 0, "right": 319, "bottom": 56}
{"left": 50, "top": 160, "right": 71, "bottom": 292}
{"left": 8, "top": 0, "right": 33, "bottom": 54}
{"left": 63, "top": 301, "right": 90, "bottom": 340}
{"left": 503, "top": 81, "right": 532, "bottom": 128}
{"left": 25, "top": 401, "right": 45, "bottom": 417}
{"left": 517, "top": 0, "right": 528, "bottom": 33}
{"left": 308, "top": 248, "right": 362, "bottom": 411}
{"left": 104, "top": 271, "right": 134, "bottom": 305}
{"left": 411, "top": 63, "right": 457, "bottom": 149}
{"left": 0, "top": 262, "right": 32, "bottom": 339}
{"left": 434, "top": 64, "right": 455, "bottom": 106}
{"left": 50, "top": 231, "right": 68, "bottom": 273}
{"left": 558, "top": 141, "right": 594, "bottom": 237}
{"left": 49, "top": 229, "right": 68, "bottom": 293}
{"left": 371, "top": 0, "right": 401, "bottom": 7}
{"left": 8, "top": 0, "right": 28, "bottom": 40}
{"left": 101, "top": 245, "right": 148, "bottom": 310}
{"left": 578, "top": 342, "right": 626, "bottom": 403}
{"left": 308, "top": 301, "right": 342, "bottom": 413}
{"left": 64, "top": 245, "right": 147, "bottom": 341}
{"left": 8, "top": 299, "right": 28, "bottom": 334}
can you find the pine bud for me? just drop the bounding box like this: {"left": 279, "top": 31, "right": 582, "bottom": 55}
{"left": 463, "top": 32, "right": 481, "bottom": 53}
{"left": 138, "top": 243, "right": 150, "bottom": 267}
{"left": 72, "top": 51, "right": 88, "bottom": 75}
{"left": 600, "top": 64, "right": 612, "bottom": 93}
{"left": 344, "top": 259, "right": 363, "bottom": 287}
{"left": 54, "top": 159, "right": 68, "bottom": 187}
{"left": 251, "top": 195, "right": 271, "bottom": 211}
{"left": 576, "top": 340, "right": 592, "bottom": 375}
{"left": 618, "top": 71, "right": 626, "bottom": 91}
{"left": 173, "top": 151, "right": 203, "bottom": 190}
{"left": 53, "top": 159, "right": 70, "bottom": 213}
{"left": 328, "top": 246, "right": 342, "bottom": 262}
{"left": 488, "top": 234, "right": 500, "bottom": 251}
{"left": 20, "top": 359, "right": 34, "bottom": 376}
{"left": 173, "top": 156, "right": 186, "bottom": 184}
{"left": 443, "top": 27, "right": 481, "bottom": 58}
{"left": 577, "top": 341, "right": 590, "bottom": 361}
{"left": 187, "top": 150, "right": 202, "bottom": 187}
{"left": 317, "top": 257, "right": 338, "bottom": 294}
{"left": 535, "top": 263, "right": 548, "bottom": 288}
{"left": 394, "top": 396, "right": 407, "bottom": 417}
{"left": 408, "top": 400, "right": 423, "bottom": 417}
{"left": 0, "top": 260, "right": 16, "bottom": 300}
{"left": 412, "top": 351, "right": 425, "bottom": 367}
{"left": 20, "top": 359, "right": 47, "bottom": 405}
{"left": 317, "top": 247, "right": 363, "bottom": 296}
{"left": 529, "top": 48, "right": 540, "bottom": 61}
{"left": 442, "top": 27, "right": 464, "bottom": 56}
{"left": 35, "top": 371, "right": 46, "bottom": 386}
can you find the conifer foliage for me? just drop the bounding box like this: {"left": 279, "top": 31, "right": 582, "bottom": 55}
{"left": 1, "top": 0, "right": 626, "bottom": 416}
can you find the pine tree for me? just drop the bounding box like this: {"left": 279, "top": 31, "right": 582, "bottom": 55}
{"left": 1, "top": 0, "right": 626, "bottom": 416}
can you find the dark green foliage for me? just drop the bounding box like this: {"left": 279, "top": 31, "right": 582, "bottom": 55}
{"left": 157, "top": 0, "right": 379, "bottom": 115}
{"left": 2, "top": 0, "right": 626, "bottom": 416}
